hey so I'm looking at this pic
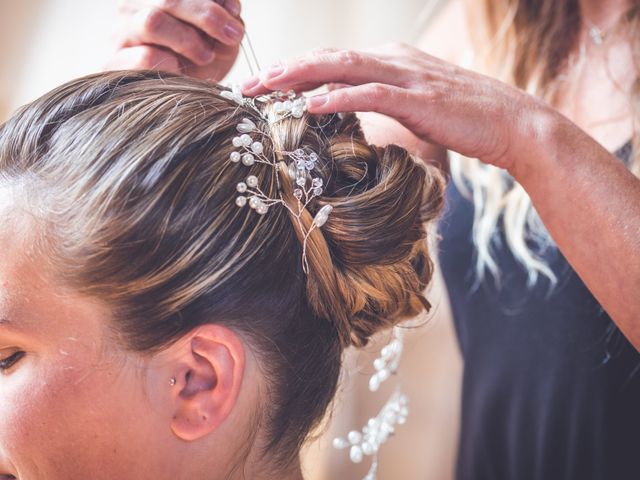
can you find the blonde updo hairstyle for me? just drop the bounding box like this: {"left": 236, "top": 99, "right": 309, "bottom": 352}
{"left": 0, "top": 71, "right": 444, "bottom": 467}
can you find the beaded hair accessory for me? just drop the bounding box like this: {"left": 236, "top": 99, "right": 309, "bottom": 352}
{"left": 221, "top": 85, "right": 409, "bottom": 480}
{"left": 332, "top": 327, "right": 409, "bottom": 479}
{"left": 221, "top": 85, "right": 332, "bottom": 273}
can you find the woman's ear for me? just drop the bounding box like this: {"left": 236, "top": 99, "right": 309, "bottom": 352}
{"left": 168, "top": 324, "right": 246, "bottom": 441}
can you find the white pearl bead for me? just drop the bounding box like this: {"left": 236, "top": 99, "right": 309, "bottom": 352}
{"left": 373, "top": 358, "right": 386, "bottom": 371}
{"left": 236, "top": 182, "right": 247, "bottom": 193}
{"left": 230, "top": 151, "right": 241, "bottom": 163}
{"left": 378, "top": 368, "right": 390, "bottom": 382}
{"left": 283, "top": 100, "right": 293, "bottom": 110}
{"left": 249, "top": 197, "right": 260, "bottom": 209}
{"left": 292, "top": 107, "right": 304, "bottom": 118}
{"left": 232, "top": 137, "right": 243, "bottom": 147}
{"left": 362, "top": 441, "right": 375, "bottom": 456}
{"left": 242, "top": 153, "right": 255, "bottom": 166}
{"left": 347, "top": 430, "right": 362, "bottom": 444}
{"left": 251, "top": 142, "right": 264, "bottom": 155}
{"left": 235, "top": 196, "right": 247, "bottom": 207}
{"left": 240, "top": 134, "right": 252, "bottom": 147}
{"left": 257, "top": 204, "right": 268, "bottom": 215}
{"left": 246, "top": 175, "right": 258, "bottom": 188}
{"left": 369, "top": 375, "right": 381, "bottom": 392}
{"left": 349, "top": 445, "right": 363, "bottom": 464}
{"left": 332, "top": 438, "right": 349, "bottom": 450}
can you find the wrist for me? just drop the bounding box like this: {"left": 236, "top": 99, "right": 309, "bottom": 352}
{"left": 507, "top": 100, "right": 566, "bottom": 184}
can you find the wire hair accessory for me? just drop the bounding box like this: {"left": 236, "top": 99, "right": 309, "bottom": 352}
{"left": 224, "top": 15, "right": 412, "bottom": 480}
{"left": 221, "top": 85, "right": 331, "bottom": 274}
{"left": 332, "top": 327, "right": 409, "bottom": 479}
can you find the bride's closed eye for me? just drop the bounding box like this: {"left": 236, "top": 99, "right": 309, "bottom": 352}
{"left": 0, "top": 351, "right": 25, "bottom": 373}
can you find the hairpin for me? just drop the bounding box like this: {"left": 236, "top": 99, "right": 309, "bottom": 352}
{"left": 221, "top": 85, "right": 407, "bottom": 480}
{"left": 222, "top": 85, "right": 332, "bottom": 273}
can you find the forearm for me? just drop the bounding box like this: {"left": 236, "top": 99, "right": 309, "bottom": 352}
{"left": 513, "top": 111, "right": 640, "bottom": 350}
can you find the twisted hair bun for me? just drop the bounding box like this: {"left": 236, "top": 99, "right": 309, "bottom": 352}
{"left": 265, "top": 109, "right": 445, "bottom": 348}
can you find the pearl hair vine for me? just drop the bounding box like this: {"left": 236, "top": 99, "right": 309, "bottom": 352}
{"left": 221, "top": 84, "right": 409, "bottom": 480}
{"left": 221, "top": 85, "right": 331, "bottom": 273}
{"left": 332, "top": 327, "right": 409, "bottom": 479}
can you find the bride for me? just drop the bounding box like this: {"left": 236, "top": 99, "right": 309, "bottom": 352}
{"left": 0, "top": 70, "right": 443, "bottom": 480}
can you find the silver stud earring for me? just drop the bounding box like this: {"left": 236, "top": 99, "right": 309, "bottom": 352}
{"left": 169, "top": 377, "right": 177, "bottom": 386}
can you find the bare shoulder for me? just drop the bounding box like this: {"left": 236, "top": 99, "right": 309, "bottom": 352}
{"left": 415, "top": 0, "right": 471, "bottom": 65}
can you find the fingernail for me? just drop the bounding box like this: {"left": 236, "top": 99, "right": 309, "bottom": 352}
{"left": 224, "top": 22, "right": 244, "bottom": 41}
{"left": 199, "top": 49, "right": 215, "bottom": 64}
{"left": 309, "top": 94, "right": 329, "bottom": 109}
{"left": 227, "top": 0, "right": 241, "bottom": 17}
{"left": 263, "top": 64, "right": 284, "bottom": 80}
{"left": 242, "top": 76, "right": 260, "bottom": 92}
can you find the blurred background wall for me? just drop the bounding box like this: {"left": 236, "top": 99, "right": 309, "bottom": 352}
{"left": 0, "top": 1, "right": 462, "bottom": 479}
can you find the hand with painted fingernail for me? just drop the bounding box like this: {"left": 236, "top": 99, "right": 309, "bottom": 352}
{"left": 241, "top": 43, "right": 548, "bottom": 173}
{"left": 106, "top": 0, "right": 244, "bottom": 82}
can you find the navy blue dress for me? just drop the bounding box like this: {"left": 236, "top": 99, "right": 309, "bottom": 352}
{"left": 438, "top": 141, "right": 640, "bottom": 480}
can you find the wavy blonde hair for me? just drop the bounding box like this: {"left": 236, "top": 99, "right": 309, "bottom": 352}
{"left": 450, "top": 0, "right": 640, "bottom": 286}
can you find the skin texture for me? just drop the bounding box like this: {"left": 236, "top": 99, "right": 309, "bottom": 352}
{"left": 238, "top": 2, "right": 640, "bottom": 350}
{"left": 106, "top": 0, "right": 244, "bottom": 82}
{"left": 0, "top": 187, "right": 290, "bottom": 480}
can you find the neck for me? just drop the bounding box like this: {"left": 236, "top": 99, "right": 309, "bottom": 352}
{"left": 233, "top": 459, "right": 304, "bottom": 480}
{"left": 579, "top": 0, "right": 630, "bottom": 26}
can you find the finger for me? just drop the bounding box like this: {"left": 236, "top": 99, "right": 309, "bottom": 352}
{"left": 242, "top": 50, "right": 408, "bottom": 96}
{"left": 327, "top": 82, "right": 351, "bottom": 91}
{"left": 104, "top": 45, "right": 182, "bottom": 73}
{"left": 119, "top": 8, "right": 218, "bottom": 66}
{"left": 150, "top": 0, "right": 244, "bottom": 46}
{"left": 305, "top": 83, "right": 417, "bottom": 127}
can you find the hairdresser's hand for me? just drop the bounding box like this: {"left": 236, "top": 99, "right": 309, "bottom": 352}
{"left": 106, "top": 0, "right": 244, "bottom": 82}
{"left": 242, "top": 44, "right": 557, "bottom": 175}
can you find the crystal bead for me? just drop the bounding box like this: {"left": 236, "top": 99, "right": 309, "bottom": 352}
{"left": 235, "top": 196, "right": 247, "bottom": 207}
{"left": 246, "top": 175, "right": 258, "bottom": 188}
{"left": 283, "top": 100, "right": 293, "bottom": 110}
{"left": 296, "top": 159, "right": 306, "bottom": 169}
{"left": 236, "top": 118, "right": 256, "bottom": 133}
{"left": 232, "top": 136, "right": 243, "bottom": 148}
{"left": 242, "top": 153, "right": 255, "bottom": 166}
{"left": 294, "top": 148, "right": 304, "bottom": 157}
{"left": 292, "top": 107, "right": 304, "bottom": 118}
{"left": 274, "top": 101, "right": 284, "bottom": 113}
{"left": 230, "top": 151, "right": 241, "bottom": 163}
{"left": 293, "top": 189, "right": 303, "bottom": 200}
{"left": 349, "top": 445, "right": 363, "bottom": 464}
{"left": 236, "top": 182, "right": 247, "bottom": 193}
{"left": 309, "top": 152, "right": 319, "bottom": 162}
{"left": 312, "top": 177, "right": 323, "bottom": 188}
{"left": 251, "top": 142, "right": 264, "bottom": 155}
{"left": 305, "top": 161, "right": 315, "bottom": 170}
{"left": 236, "top": 123, "right": 253, "bottom": 134}
{"left": 296, "top": 176, "right": 306, "bottom": 187}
